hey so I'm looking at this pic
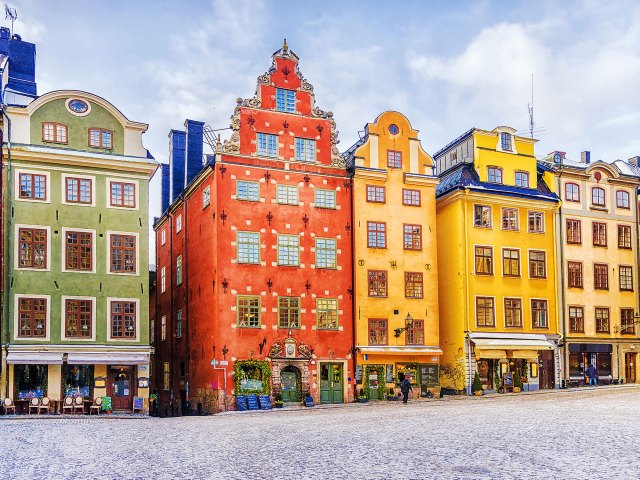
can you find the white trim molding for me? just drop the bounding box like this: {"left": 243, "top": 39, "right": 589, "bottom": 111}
{"left": 13, "top": 294, "right": 52, "bottom": 342}
{"left": 106, "top": 297, "right": 141, "bottom": 342}
{"left": 60, "top": 295, "right": 97, "bottom": 342}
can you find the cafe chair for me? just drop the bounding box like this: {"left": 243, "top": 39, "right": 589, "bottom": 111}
{"left": 38, "top": 397, "right": 51, "bottom": 415}
{"left": 62, "top": 397, "right": 74, "bottom": 415}
{"left": 3, "top": 398, "right": 16, "bottom": 415}
{"left": 89, "top": 397, "right": 103, "bottom": 415}
{"left": 73, "top": 395, "right": 85, "bottom": 415}
{"left": 28, "top": 398, "right": 40, "bottom": 414}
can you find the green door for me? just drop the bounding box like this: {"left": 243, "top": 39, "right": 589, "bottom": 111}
{"left": 281, "top": 369, "right": 299, "bottom": 402}
{"left": 319, "top": 363, "right": 343, "bottom": 404}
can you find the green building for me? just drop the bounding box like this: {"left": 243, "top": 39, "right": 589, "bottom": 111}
{"left": 1, "top": 90, "right": 157, "bottom": 411}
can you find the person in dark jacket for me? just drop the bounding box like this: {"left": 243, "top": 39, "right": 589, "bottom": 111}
{"left": 399, "top": 373, "right": 412, "bottom": 404}
{"left": 586, "top": 364, "right": 597, "bottom": 386}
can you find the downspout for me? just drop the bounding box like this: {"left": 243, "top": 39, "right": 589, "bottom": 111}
{"left": 1, "top": 105, "right": 11, "bottom": 399}
{"left": 168, "top": 214, "right": 174, "bottom": 415}
{"left": 349, "top": 169, "right": 356, "bottom": 403}
{"left": 462, "top": 189, "right": 472, "bottom": 395}
{"left": 183, "top": 195, "right": 190, "bottom": 414}
{"left": 556, "top": 168, "right": 567, "bottom": 387}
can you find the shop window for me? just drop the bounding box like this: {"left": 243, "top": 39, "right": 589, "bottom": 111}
{"left": 531, "top": 299, "right": 548, "bottom": 328}
{"left": 315, "top": 238, "right": 337, "bottom": 269}
{"left": 566, "top": 219, "right": 582, "bottom": 244}
{"left": 18, "top": 227, "right": 47, "bottom": 269}
{"left": 475, "top": 246, "right": 493, "bottom": 275}
{"left": 368, "top": 270, "right": 388, "bottom": 297}
{"left": 316, "top": 298, "right": 338, "bottom": 329}
{"left": 592, "top": 222, "right": 607, "bottom": 247}
{"left": 237, "top": 232, "right": 260, "bottom": 264}
{"left": 529, "top": 250, "right": 546, "bottom": 278}
{"left": 474, "top": 205, "right": 491, "bottom": 228}
{"left": 237, "top": 181, "right": 260, "bottom": 201}
{"left": 19, "top": 172, "right": 47, "bottom": 200}
{"left": 618, "top": 225, "right": 632, "bottom": 249}
{"left": 502, "top": 248, "right": 520, "bottom": 277}
{"left": 15, "top": 364, "right": 48, "bottom": 399}
{"left": 367, "top": 222, "right": 386, "bottom": 248}
{"left": 236, "top": 361, "right": 267, "bottom": 393}
{"left": 366, "top": 185, "right": 385, "bottom": 203}
{"left": 278, "top": 296, "right": 300, "bottom": 328}
{"left": 528, "top": 211, "right": 544, "bottom": 233}
{"left": 63, "top": 364, "right": 94, "bottom": 398}
{"left": 476, "top": 297, "right": 495, "bottom": 327}
{"left": 568, "top": 353, "right": 583, "bottom": 377}
{"left": 237, "top": 296, "right": 260, "bottom": 327}
{"left": 567, "top": 262, "right": 583, "bottom": 288}
{"left": 595, "top": 307, "right": 610, "bottom": 333}
{"left": 504, "top": 298, "right": 522, "bottom": 327}
{"left": 65, "top": 231, "right": 93, "bottom": 271}
{"left": 596, "top": 353, "right": 612, "bottom": 376}
{"left": 277, "top": 234, "right": 300, "bottom": 266}
{"left": 65, "top": 177, "right": 92, "bottom": 204}
{"left": 368, "top": 318, "right": 387, "bottom": 345}
{"left": 403, "top": 224, "right": 422, "bottom": 250}
{"left": 110, "top": 234, "right": 136, "bottom": 273}
{"left": 502, "top": 208, "right": 518, "bottom": 230}
{"left": 568, "top": 306, "right": 584, "bottom": 333}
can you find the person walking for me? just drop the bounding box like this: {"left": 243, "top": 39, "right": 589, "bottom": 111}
{"left": 399, "top": 373, "right": 412, "bottom": 404}
{"left": 586, "top": 364, "right": 598, "bottom": 386}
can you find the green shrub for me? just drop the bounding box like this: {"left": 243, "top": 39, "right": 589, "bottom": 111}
{"left": 472, "top": 372, "right": 483, "bottom": 393}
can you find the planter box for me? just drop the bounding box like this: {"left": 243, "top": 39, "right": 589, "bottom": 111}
{"left": 275, "top": 403, "right": 283, "bottom": 409}
{"left": 358, "top": 398, "right": 368, "bottom": 403}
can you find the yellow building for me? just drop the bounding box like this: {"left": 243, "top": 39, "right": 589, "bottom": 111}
{"left": 542, "top": 151, "right": 640, "bottom": 386}
{"left": 345, "top": 111, "right": 441, "bottom": 400}
{"left": 434, "top": 127, "right": 561, "bottom": 394}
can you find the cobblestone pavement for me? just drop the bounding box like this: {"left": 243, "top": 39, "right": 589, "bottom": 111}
{"left": 2, "top": 387, "right": 640, "bottom": 480}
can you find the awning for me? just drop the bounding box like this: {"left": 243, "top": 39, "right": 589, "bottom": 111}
{"left": 475, "top": 349, "right": 506, "bottom": 359}
{"left": 6, "top": 352, "right": 64, "bottom": 364}
{"left": 472, "top": 337, "right": 554, "bottom": 351}
{"left": 67, "top": 353, "right": 149, "bottom": 365}
{"left": 511, "top": 350, "right": 540, "bottom": 360}
{"left": 359, "top": 346, "right": 443, "bottom": 355}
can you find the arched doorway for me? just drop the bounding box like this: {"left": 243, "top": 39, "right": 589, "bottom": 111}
{"left": 280, "top": 365, "right": 301, "bottom": 402}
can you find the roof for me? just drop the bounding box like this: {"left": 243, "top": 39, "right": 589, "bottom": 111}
{"left": 433, "top": 128, "right": 475, "bottom": 158}
{"left": 436, "top": 163, "right": 559, "bottom": 202}
{"left": 539, "top": 155, "right": 640, "bottom": 179}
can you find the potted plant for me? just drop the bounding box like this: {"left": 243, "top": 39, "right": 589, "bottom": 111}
{"left": 472, "top": 372, "right": 484, "bottom": 396}
{"left": 358, "top": 388, "right": 368, "bottom": 403}
{"left": 387, "top": 387, "right": 397, "bottom": 401}
{"left": 274, "top": 393, "right": 283, "bottom": 409}
{"left": 513, "top": 371, "right": 522, "bottom": 393}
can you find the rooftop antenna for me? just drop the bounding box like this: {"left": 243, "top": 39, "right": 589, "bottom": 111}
{"left": 4, "top": 4, "right": 16, "bottom": 35}
{"left": 528, "top": 74, "right": 534, "bottom": 139}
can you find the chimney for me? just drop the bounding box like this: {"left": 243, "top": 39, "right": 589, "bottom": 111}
{"left": 184, "top": 119, "right": 205, "bottom": 187}
{"left": 0, "top": 27, "right": 37, "bottom": 104}
{"left": 161, "top": 164, "right": 170, "bottom": 212}
{"left": 581, "top": 151, "right": 591, "bottom": 164}
{"left": 169, "top": 129, "right": 186, "bottom": 203}
{"left": 628, "top": 156, "right": 640, "bottom": 167}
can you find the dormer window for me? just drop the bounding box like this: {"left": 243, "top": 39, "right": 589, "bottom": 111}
{"left": 276, "top": 88, "right": 296, "bottom": 113}
{"left": 501, "top": 132, "right": 512, "bottom": 151}
{"left": 591, "top": 187, "right": 606, "bottom": 207}
{"left": 515, "top": 171, "right": 529, "bottom": 188}
{"left": 487, "top": 166, "right": 503, "bottom": 184}
{"left": 89, "top": 128, "right": 113, "bottom": 149}
{"left": 42, "top": 123, "right": 68, "bottom": 144}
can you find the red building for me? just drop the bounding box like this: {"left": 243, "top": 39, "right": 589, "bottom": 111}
{"left": 154, "top": 42, "right": 354, "bottom": 413}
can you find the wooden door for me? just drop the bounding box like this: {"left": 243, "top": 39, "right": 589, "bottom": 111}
{"left": 108, "top": 367, "right": 134, "bottom": 410}
{"left": 319, "top": 363, "right": 343, "bottom": 404}
{"left": 280, "top": 368, "right": 300, "bottom": 402}
{"left": 625, "top": 353, "right": 636, "bottom": 383}
{"left": 538, "top": 351, "right": 555, "bottom": 390}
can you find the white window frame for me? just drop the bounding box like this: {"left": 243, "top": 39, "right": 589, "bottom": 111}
{"left": 60, "top": 295, "right": 97, "bottom": 342}
{"left": 106, "top": 230, "right": 140, "bottom": 276}
{"left": 237, "top": 231, "right": 260, "bottom": 264}
{"left": 13, "top": 294, "right": 51, "bottom": 341}
{"left": 62, "top": 173, "right": 95, "bottom": 207}
{"left": 276, "top": 88, "right": 296, "bottom": 112}
{"left": 202, "top": 186, "right": 211, "bottom": 209}
{"left": 106, "top": 297, "right": 141, "bottom": 342}
{"left": 176, "top": 255, "right": 183, "bottom": 285}
{"left": 161, "top": 266, "right": 167, "bottom": 294}
{"left": 14, "top": 223, "right": 51, "bottom": 272}
{"left": 295, "top": 137, "right": 316, "bottom": 162}
{"left": 277, "top": 234, "right": 300, "bottom": 266}
{"left": 257, "top": 132, "right": 278, "bottom": 157}
{"left": 161, "top": 229, "right": 166, "bottom": 246}
{"left": 106, "top": 177, "right": 139, "bottom": 211}
{"left": 528, "top": 211, "right": 545, "bottom": 234}
{"left": 237, "top": 181, "right": 260, "bottom": 202}
{"left": 15, "top": 168, "right": 51, "bottom": 203}
{"left": 161, "top": 315, "right": 167, "bottom": 341}
{"left": 61, "top": 227, "right": 97, "bottom": 274}
{"left": 176, "top": 214, "right": 183, "bottom": 233}
{"left": 315, "top": 238, "right": 337, "bottom": 269}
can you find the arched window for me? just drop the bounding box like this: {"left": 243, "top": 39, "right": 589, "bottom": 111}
{"left": 591, "top": 187, "right": 606, "bottom": 207}
{"left": 565, "top": 183, "right": 580, "bottom": 202}
{"left": 616, "top": 190, "right": 630, "bottom": 209}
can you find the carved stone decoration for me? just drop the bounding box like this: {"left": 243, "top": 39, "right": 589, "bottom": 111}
{"left": 244, "top": 97, "right": 262, "bottom": 109}
{"left": 311, "top": 106, "right": 327, "bottom": 118}
{"left": 298, "top": 343, "right": 313, "bottom": 359}
{"left": 268, "top": 341, "right": 284, "bottom": 358}
{"left": 257, "top": 73, "right": 271, "bottom": 85}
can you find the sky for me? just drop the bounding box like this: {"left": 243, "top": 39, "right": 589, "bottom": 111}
{"left": 9, "top": 0, "right": 640, "bottom": 256}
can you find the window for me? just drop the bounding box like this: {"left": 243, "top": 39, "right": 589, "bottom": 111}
{"left": 110, "top": 182, "right": 136, "bottom": 208}
{"left": 65, "top": 177, "right": 92, "bottom": 204}
{"left": 502, "top": 249, "right": 520, "bottom": 277}
{"left": 276, "top": 88, "right": 296, "bottom": 112}
{"left": 42, "top": 122, "right": 67, "bottom": 143}
{"left": 515, "top": 171, "right": 529, "bottom": 188}
{"left": 176, "top": 255, "right": 183, "bottom": 285}
{"left": 531, "top": 300, "right": 548, "bottom": 328}
{"left": 402, "top": 189, "right": 420, "bottom": 206}
{"left": 367, "top": 222, "right": 386, "bottom": 248}
{"left": 276, "top": 185, "right": 299, "bottom": 205}
{"left": 315, "top": 238, "right": 337, "bottom": 269}
{"left": 315, "top": 189, "right": 336, "bottom": 209}
{"left": 237, "top": 296, "right": 260, "bottom": 327}
{"left": 295, "top": 138, "right": 316, "bottom": 162}
{"left": 368, "top": 270, "right": 388, "bottom": 297}
{"left": 65, "top": 231, "right": 93, "bottom": 271}
{"left": 619, "top": 265, "right": 633, "bottom": 291}
{"left": 387, "top": 150, "right": 402, "bottom": 168}
{"left": 528, "top": 212, "right": 544, "bottom": 233}
{"left": 568, "top": 306, "right": 584, "bottom": 333}
{"left": 278, "top": 297, "right": 300, "bottom": 328}
{"left": 237, "top": 181, "right": 259, "bottom": 201}
{"left": 595, "top": 307, "right": 610, "bottom": 333}
{"left": 176, "top": 309, "right": 183, "bottom": 339}
{"left": 163, "top": 363, "right": 170, "bottom": 390}
{"left": 565, "top": 183, "right": 580, "bottom": 202}
{"left": 65, "top": 299, "right": 92, "bottom": 338}
{"left": 88, "top": 128, "right": 113, "bottom": 148}
{"left": 500, "top": 132, "right": 512, "bottom": 151}
{"left": 257, "top": 133, "right": 278, "bottom": 157}
{"left": 19, "top": 173, "right": 46, "bottom": 200}
{"left": 161, "top": 315, "right": 167, "bottom": 341}
{"left": 277, "top": 234, "right": 299, "bottom": 266}
{"left": 366, "top": 185, "right": 385, "bottom": 203}
{"left": 618, "top": 225, "right": 632, "bottom": 249}
{"left": 403, "top": 224, "right": 422, "bottom": 250}
{"left": 594, "top": 264, "right": 609, "bottom": 290}
{"left": 202, "top": 186, "right": 211, "bottom": 208}
{"left": 592, "top": 222, "right": 607, "bottom": 247}
{"left": 110, "top": 234, "right": 136, "bottom": 273}
{"left": 476, "top": 297, "right": 495, "bottom": 327}
{"left": 529, "top": 251, "right": 546, "bottom": 278}
{"left": 567, "top": 262, "right": 583, "bottom": 288}
{"left": 316, "top": 298, "right": 338, "bottom": 329}
{"left": 474, "top": 246, "right": 493, "bottom": 275}
{"left": 176, "top": 215, "right": 182, "bottom": 233}
{"left": 474, "top": 205, "right": 491, "bottom": 228}
{"left": 501, "top": 208, "right": 518, "bottom": 230}
{"left": 504, "top": 298, "right": 522, "bottom": 328}
{"left": 616, "top": 190, "right": 630, "bottom": 209}
{"left": 161, "top": 267, "right": 166, "bottom": 293}
{"left": 18, "top": 228, "right": 47, "bottom": 269}
{"left": 405, "top": 319, "right": 424, "bottom": 345}
{"left": 404, "top": 272, "right": 423, "bottom": 298}
{"left": 161, "top": 229, "right": 166, "bottom": 246}
{"left": 368, "top": 319, "right": 387, "bottom": 345}
{"left": 110, "top": 301, "right": 136, "bottom": 338}
{"left": 487, "top": 166, "right": 503, "bottom": 184}
{"left": 566, "top": 219, "right": 581, "bottom": 244}
{"left": 621, "top": 308, "right": 635, "bottom": 335}
{"left": 18, "top": 297, "right": 47, "bottom": 337}
{"left": 237, "top": 232, "right": 260, "bottom": 264}
{"left": 591, "top": 187, "right": 605, "bottom": 207}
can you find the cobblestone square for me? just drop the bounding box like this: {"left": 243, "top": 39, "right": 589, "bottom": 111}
{"left": 1, "top": 387, "right": 639, "bottom": 480}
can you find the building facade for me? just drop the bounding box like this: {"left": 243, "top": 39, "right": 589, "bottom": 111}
{"left": 345, "top": 111, "right": 441, "bottom": 400}
{"left": 1, "top": 90, "right": 156, "bottom": 411}
{"left": 435, "top": 127, "right": 561, "bottom": 394}
{"left": 542, "top": 151, "right": 640, "bottom": 386}
{"left": 154, "top": 42, "right": 354, "bottom": 414}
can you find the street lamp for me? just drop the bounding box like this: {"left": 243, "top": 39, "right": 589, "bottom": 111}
{"left": 394, "top": 313, "right": 414, "bottom": 338}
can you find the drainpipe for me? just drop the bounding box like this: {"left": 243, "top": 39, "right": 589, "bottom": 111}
{"left": 462, "top": 189, "right": 472, "bottom": 395}
{"left": 183, "top": 196, "right": 189, "bottom": 414}
{"left": 349, "top": 170, "right": 356, "bottom": 402}
{"left": 556, "top": 168, "right": 567, "bottom": 387}
{"left": 1, "top": 105, "right": 11, "bottom": 399}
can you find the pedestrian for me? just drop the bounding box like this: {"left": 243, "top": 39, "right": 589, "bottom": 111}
{"left": 586, "top": 364, "right": 597, "bottom": 386}
{"left": 399, "top": 373, "right": 412, "bottom": 404}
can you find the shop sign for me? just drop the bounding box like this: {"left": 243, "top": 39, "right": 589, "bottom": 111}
{"left": 355, "top": 365, "right": 363, "bottom": 383}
